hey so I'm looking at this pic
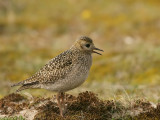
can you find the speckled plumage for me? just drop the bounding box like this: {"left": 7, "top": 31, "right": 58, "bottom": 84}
{"left": 12, "top": 36, "right": 101, "bottom": 93}
{"left": 12, "top": 36, "right": 103, "bottom": 117}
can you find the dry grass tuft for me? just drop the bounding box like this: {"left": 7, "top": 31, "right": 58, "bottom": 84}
{"left": 0, "top": 93, "right": 28, "bottom": 115}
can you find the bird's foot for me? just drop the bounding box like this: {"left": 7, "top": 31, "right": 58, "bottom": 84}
{"left": 61, "top": 104, "right": 67, "bottom": 116}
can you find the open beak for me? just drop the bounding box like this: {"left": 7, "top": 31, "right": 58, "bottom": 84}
{"left": 92, "top": 47, "right": 104, "bottom": 55}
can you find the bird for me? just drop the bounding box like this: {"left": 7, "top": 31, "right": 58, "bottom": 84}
{"left": 11, "top": 36, "right": 103, "bottom": 117}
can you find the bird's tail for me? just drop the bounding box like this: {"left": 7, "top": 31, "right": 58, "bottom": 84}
{"left": 16, "top": 85, "right": 29, "bottom": 92}
{"left": 11, "top": 81, "right": 24, "bottom": 87}
{"left": 11, "top": 80, "right": 39, "bottom": 92}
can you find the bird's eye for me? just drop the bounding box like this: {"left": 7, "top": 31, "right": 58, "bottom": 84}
{"left": 85, "top": 44, "right": 90, "bottom": 48}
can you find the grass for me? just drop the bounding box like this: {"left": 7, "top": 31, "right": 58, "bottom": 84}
{"left": 0, "top": 0, "right": 160, "bottom": 118}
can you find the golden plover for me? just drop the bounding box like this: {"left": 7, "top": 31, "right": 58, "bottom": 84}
{"left": 11, "top": 36, "right": 103, "bottom": 116}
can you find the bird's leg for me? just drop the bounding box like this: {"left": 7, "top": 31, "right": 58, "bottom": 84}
{"left": 61, "top": 92, "right": 67, "bottom": 115}
{"left": 57, "top": 92, "right": 63, "bottom": 117}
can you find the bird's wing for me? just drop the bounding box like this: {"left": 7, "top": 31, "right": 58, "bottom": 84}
{"left": 12, "top": 50, "right": 74, "bottom": 88}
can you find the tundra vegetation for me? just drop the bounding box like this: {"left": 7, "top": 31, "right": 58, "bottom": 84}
{"left": 0, "top": 0, "right": 160, "bottom": 119}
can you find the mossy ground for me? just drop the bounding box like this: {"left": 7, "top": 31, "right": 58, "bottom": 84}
{"left": 0, "top": 0, "right": 160, "bottom": 119}
{"left": 0, "top": 91, "right": 159, "bottom": 120}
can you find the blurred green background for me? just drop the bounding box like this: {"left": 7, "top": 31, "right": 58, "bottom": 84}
{"left": 0, "top": 0, "right": 160, "bottom": 102}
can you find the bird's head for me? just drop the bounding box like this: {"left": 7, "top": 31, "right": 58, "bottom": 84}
{"left": 73, "top": 36, "right": 103, "bottom": 55}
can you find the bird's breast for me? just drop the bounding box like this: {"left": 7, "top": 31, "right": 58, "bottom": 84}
{"left": 65, "top": 54, "right": 92, "bottom": 88}
{"left": 58, "top": 54, "right": 92, "bottom": 91}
